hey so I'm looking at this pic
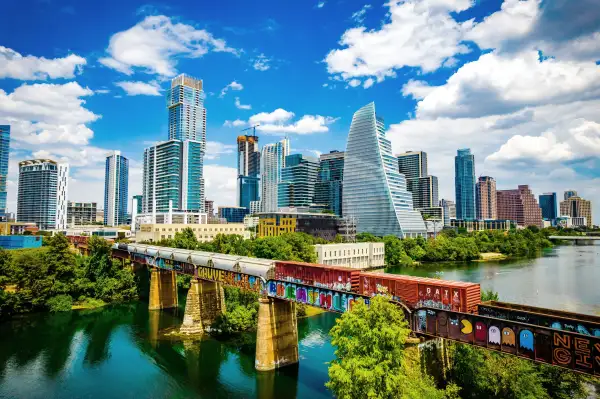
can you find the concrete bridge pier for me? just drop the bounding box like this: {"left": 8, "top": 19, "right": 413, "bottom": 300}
{"left": 198, "top": 280, "right": 226, "bottom": 327}
{"left": 179, "top": 279, "right": 204, "bottom": 335}
{"left": 148, "top": 268, "right": 178, "bottom": 310}
{"left": 255, "top": 298, "right": 299, "bottom": 371}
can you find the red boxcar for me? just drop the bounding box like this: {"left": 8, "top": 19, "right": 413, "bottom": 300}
{"left": 358, "top": 272, "right": 481, "bottom": 313}
{"left": 274, "top": 261, "right": 360, "bottom": 293}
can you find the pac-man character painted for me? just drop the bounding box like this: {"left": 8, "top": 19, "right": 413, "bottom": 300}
{"left": 594, "top": 329, "right": 600, "bottom": 337}
{"left": 489, "top": 326, "right": 501, "bottom": 345}
{"left": 519, "top": 329, "right": 534, "bottom": 352}
{"left": 460, "top": 319, "right": 473, "bottom": 334}
{"left": 576, "top": 325, "right": 590, "bottom": 336}
{"left": 475, "top": 322, "right": 487, "bottom": 342}
{"left": 502, "top": 327, "right": 516, "bottom": 347}
{"left": 450, "top": 318, "right": 459, "bottom": 327}
{"left": 551, "top": 321, "right": 562, "bottom": 330}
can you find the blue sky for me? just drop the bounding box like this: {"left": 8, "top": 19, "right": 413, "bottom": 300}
{"left": 1, "top": 0, "right": 599, "bottom": 218}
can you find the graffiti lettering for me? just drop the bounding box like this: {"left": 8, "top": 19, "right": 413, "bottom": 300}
{"left": 554, "top": 348, "right": 572, "bottom": 365}
{"left": 554, "top": 333, "right": 571, "bottom": 349}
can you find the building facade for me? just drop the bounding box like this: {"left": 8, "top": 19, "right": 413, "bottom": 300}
{"left": 218, "top": 206, "right": 250, "bottom": 223}
{"left": 397, "top": 151, "right": 427, "bottom": 180}
{"left": 539, "top": 192, "right": 558, "bottom": 221}
{"left": 133, "top": 195, "right": 143, "bottom": 214}
{"left": 407, "top": 176, "right": 438, "bottom": 209}
{"left": 237, "top": 135, "right": 260, "bottom": 209}
{"left": 439, "top": 199, "right": 456, "bottom": 226}
{"left": 204, "top": 200, "right": 214, "bottom": 217}
{"left": 315, "top": 242, "right": 385, "bottom": 269}
{"left": 455, "top": 148, "right": 476, "bottom": 220}
{"left": 475, "top": 176, "right": 497, "bottom": 220}
{"left": 260, "top": 138, "right": 290, "bottom": 212}
{"left": 342, "top": 102, "right": 426, "bottom": 238}
{"left": 560, "top": 196, "right": 593, "bottom": 227}
{"left": 104, "top": 150, "right": 129, "bottom": 226}
{"left": 564, "top": 190, "right": 578, "bottom": 200}
{"left": 451, "top": 219, "right": 513, "bottom": 232}
{"left": 314, "top": 150, "right": 344, "bottom": 216}
{"left": 0, "top": 125, "right": 10, "bottom": 219}
{"left": 496, "top": 185, "right": 543, "bottom": 227}
{"left": 168, "top": 74, "right": 206, "bottom": 144}
{"left": 257, "top": 211, "right": 342, "bottom": 241}
{"left": 138, "top": 223, "right": 245, "bottom": 242}
{"left": 17, "top": 159, "right": 69, "bottom": 230}
{"left": 278, "top": 154, "right": 319, "bottom": 208}
{"left": 67, "top": 202, "right": 97, "bottom": 226}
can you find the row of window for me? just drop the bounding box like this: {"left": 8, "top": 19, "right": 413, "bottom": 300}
{"left": 154, "top": 227, "right": 243, "bottom": 233}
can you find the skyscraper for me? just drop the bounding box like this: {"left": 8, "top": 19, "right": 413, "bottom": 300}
{"left": 0, "top": 125, "right": 10, "bottom": 219}
{"left": 539, "top": 192, "right": 557, "bottom": 221}
{"left": 407, "top": 176, "right": 438, "bottom": 209}
{"left": 314, "top": 150, "right": 344, "bottom": 216}
{"left": 104, "top": 151, "right": 129, "bottom": 226}
{"left": 564, "top": 190, "right": 578, "bottom": 201}
{"left": 168, "top": 74, "right": 206, "bottom": 145}
{"left": 343, "top": 102, "right": 426, "bottom": 238}
{"left": 476, "top": 176, "right": 497, "bottom": 220}
{"left": 278, "top": 154, "right": 319, "bottom": 208}
{"left": 237, "top": 135, "right": 260, "bottom": 209}
{"left": 17, "top": 159, "right": 68, "bottom": 230}
{"left": 455, "top": 148, "right": 476, "bottom": 220}
{"left": 496, "top": 185, "right": 542, "bottom": 227}
{"left": 397, "top": 151, "right": 427, "bottom": 180}
{"left": 260, "top": 138, "right": 289, "bottom": 212}
{"left": 560, "top": 195, "right": 593, "bottom": 227}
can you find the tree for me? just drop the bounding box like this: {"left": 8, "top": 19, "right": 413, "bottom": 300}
{"left": 172, "top": 227, "right": 199, "bottom": 250}
{"left": 327, "top": 296, "right": 456, "bottom": 399}
{"left": 85, "top": 236, "right": 113, "bottom": 281}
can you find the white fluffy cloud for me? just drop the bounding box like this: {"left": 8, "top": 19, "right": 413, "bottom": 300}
{"left": 401, "top": 79, "right": 435, "bottom": 100}
{"left": 245, "top": 109, "right": 338, "bottom": 135}
{"left": 219, "top": 81, "right": 243, "bottom": 97}
{"left": 252, "top": 54, "right": 271, "bottom": 71}
{"left": 115, "top": 81, "right": 162, "bottom": 96}
{"left": 486, "top": 132, "right": 573, "bottom": 163}
{"left": 223, "top": 119, "right": 246, "bottom": 127}
{"left": 99, "top": 15, "right": 238, "bottom": 77}
{"left": 235, "top": 97, "right": 251, "bottom": 110}
{"left": 205, "top": 141, "right": 236, "bottom": 160}
{"left": 0, "top": 46, "right": 86, "bottom": 80}
{"left": 249, "top": 108, "right": 295, "bottom": 125}
{"left": 204, "top": 164, "right": 237, "bottom": 207}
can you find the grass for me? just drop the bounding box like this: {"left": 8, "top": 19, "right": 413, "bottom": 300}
{"left": 476, "top": 252, "right": 508, "bottom": 262}
{"left": 72, "top": 298, "right": 107, "bottom": 310}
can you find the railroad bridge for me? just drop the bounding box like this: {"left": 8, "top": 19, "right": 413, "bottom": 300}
{"left": 69, "top": 238, "right": 600, "bottom": 377}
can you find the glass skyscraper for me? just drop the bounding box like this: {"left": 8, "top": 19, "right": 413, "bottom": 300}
{"left": 278, "top": 154, "right": 319, "bottom": 208}
{"left": 397, "top": 151, "right": 427, "bottom": 180}
{"left": 168, "top": 74, "right": 206, "bottom": 145}
{"left": 0, "top": 125, "right": 10, "bottom": 218}
{"left": 539, "top": 192, "right": 557, "bottom": 220}
{"left": 104, "top": 150, "right": 129, "bottom": 226}
{"left": 314, "top": 150, "right": 344, "bottom": 216}
{"left": 237, "top": 135, "right": 260, "bottom": 209}
{"left": 455, "top": 148, "right": 476, "bottom": 220}
{"left": 342, "top": 102, "right": 426, "bottom": 238}
{"left": 260, "top": 138, "right": 289, "bottom": 212}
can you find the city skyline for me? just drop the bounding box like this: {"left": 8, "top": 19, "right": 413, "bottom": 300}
{"left": 0, "top": 0, "right": 598, "bottom": 218}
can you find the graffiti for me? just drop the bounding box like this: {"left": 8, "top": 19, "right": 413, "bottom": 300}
{"left": 489, "top": 326, "right": 501, "bottom": 345}
{"left": 197, "top": 266, "right": 265, "bottom": 294}
{"left": 519, "top": 330, "right": 534, "bottom": 352}
{"left": 502, "top": 327, "right": 516, "bottom": 347}
{"left": 416, "top": 286, "right": 457, "bottom": 311}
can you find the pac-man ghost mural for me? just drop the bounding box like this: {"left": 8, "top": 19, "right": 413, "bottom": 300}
{"left": 502, "top": 327, "right": 516, "bottom": 347}
{"left": 519, "top": 329, "right": 534, "bottom": 352}
{"left": 489, "top": 326, "right": 501, "bottom": 345}
{"left": 594, "top": 329, "right": 600, "bottom": 337}
{"left": 551, "top": 321, "right": 562, "bottom": 330}
{"left": 460, "top": 319, "right": 473, "bottom": 334}
{"left": 475, "top": 322, "right": 487, "bottom": 342}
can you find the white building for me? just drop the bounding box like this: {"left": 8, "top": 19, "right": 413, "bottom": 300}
{"left": 57, "top": 163, "right": 69, "bottom": 230}
{"left": 314, "top": 242, "right": 385, "bottom": 269}
{"left": 137, "top": 223, "right": 246, "bottom": 242}
{"left": 104, "top": 150, "right": 129, "bottom": 227}
{"left": 260, "top": 138, "right": 289, "bottom": 212}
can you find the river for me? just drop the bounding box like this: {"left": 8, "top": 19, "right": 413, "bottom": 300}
{"left": 0, "top": 243, "right": 598, "bottom": 398}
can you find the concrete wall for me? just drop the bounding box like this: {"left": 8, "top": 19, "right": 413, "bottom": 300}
{"left": 314, "top": 242, "right": 385, "bottom": 269}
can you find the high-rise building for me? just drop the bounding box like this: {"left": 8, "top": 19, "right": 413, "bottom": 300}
{"left": 0, "top": 125, "right": 9, "bottom": 219}
{"left": 455, "top": 148, "right": 476, "bottom": 220}
{"left": 104, "top": 151, "right": 129, "bottom": 227}
{"left": 560, "top": 195, "right": 593, "bottom": 227}
{"left": 314, "top": 151, "right": 344, "bottom": 216}
{"left": 67, "top": 202, "right": 97, "bottom": 226}
{"left": 342, "top": 102, "right": 426, "bottom": 238}
{"left": 439, "top": 199, "right": 456, "bottom": 226}
{"left": 218, "top": 206, "right": 249, "bottom": 223}
{"left": 237, "top": 135, "right": 260, "bottom": 209}
{"left": 133, "top": 195, "right": 143, "bottom": 214}
{"left": 476, "top": 176, "right": 497, "bottom": 220}
{"left": 260, "top": 138, "right": 290, "bottom": 212}
{"left": 397, "top": 151, "right": 427, "bottom": 180}
{"left": 168, "top": 74, "right": 206, "bottom": 145}
{"left": 278, "top": 154, "right": 319, "bottom": 208}
{"left": 539, "top": 192, "right": 557, "bottom": 221}
{"left": 564, "top": 190, "right": 578, "bottom": 201}
{"left": 496, "top": 185, "right": 542, "bottom": 227}
{"left": 17, "top": 159, "right": 69, "bottom": 230}
{"left": 407, "top": 176, "right": 438, "bottom": 209}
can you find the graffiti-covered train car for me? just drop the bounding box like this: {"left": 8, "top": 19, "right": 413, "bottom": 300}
{"left": 359, "top": 273, "right": 481, "bottom": 313}
{"left": 275, "top": 261, "right": 360, "bottom": 293}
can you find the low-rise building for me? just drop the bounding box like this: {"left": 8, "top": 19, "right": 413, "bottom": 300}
{"left": 257, "top": 211, "right": 342, "bottom": 241}
{"left": 314, "top": 242, "right": 385, "bottom": 269}
{"left": 59, "top": 226, "right": 132, "bottom": 240}
{"left": 137, "top": 223, "right": 246, "bottom": 242}
{"left": 67, "top": 201, "right": 97, "bottom": 226}
{"left": 0, "top": 235, "right": 43, "bottom": 249}
{"left": 0, "top": 221, "right": 39, "bottom": 235}
{"left": 451, "top": 219, "right": 513, "bottom": 232}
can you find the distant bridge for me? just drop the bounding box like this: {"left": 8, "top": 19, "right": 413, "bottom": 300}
{"left": 549, "top": 236, "right": 600, "bottom": 245}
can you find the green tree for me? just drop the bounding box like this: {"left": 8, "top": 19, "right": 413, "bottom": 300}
{"left": 172, "top": 227, "right": 199, "bottom": 250}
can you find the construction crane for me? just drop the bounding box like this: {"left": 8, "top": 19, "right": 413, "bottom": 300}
{"left": 241, "top": 124, "right": 259, "bottom": 137}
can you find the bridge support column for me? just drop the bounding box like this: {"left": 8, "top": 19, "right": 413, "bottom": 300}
{"left": 179, "top": 279, "right": 204, "bottom": 335}
{"left": 198, "top": 280, "right": 226, "bottom": 327}
{"left": 255, "top": 297, "right": 299, "bottom": 371}
{"left": 149, "top": 268, "right": 178, "bottom": 310}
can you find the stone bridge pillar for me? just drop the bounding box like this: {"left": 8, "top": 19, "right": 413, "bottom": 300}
{"left": 198, "top": 280, "right": 226, "bottom": 327}
{"left": 255, "top": 298, "right": 299, "bottom": 371}
{"left": 179, "top": 279, "right": 204, "bottom": 335}
{"left": 148, "top": 268, "right": 178, "bottom": 310}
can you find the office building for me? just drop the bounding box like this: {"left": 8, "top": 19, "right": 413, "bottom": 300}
{"left": 168, "top": 74, "right": 206, "bottom": 145}
{"left": 451, "top": 219, "right": 513, "bottom": 232}
{"left": 218, "top": 206, "right": 250, "bottom": 223}
{"left": 314, "top": 150, "right": 344, "bottom": 216}
{"left": 17, "top": 159, "right": 69, "bottom": 230}
{"left": 250, "top": 200, "right": 262, "bottom": 214}
{"left": 496, "top": 185, "right": 542, "bottom": 227}
{"left": 133, "top": 195, "right": 143, "bottom": 214}
{"left": 260, "top": 138, "right": 290, "bottom": 212}
{"left": 237, "top": 135, "right": 260, "bottom": 209}
{"left": 258, "top": 211, "right": 345, "bottom": 241}
{"left": 138, "top": 223, "right": 246, "bottom": 242}
{"left": 539, "top": 192, "right": 558, "bottom": 221}
{"left": 476, "top": 176, "right": 497, "bottom": 220}
{"left": 204, "top": 200, "right": 214, "bottom": 217}
{"left": 397, "top": 151, "right": 427, "bottom": 180}
{"left": 560, "top": 195, "right": 593, "bottom": 228}
{"left": 104, "top": 151, "right": 129, "bottom": 226}
{"left": 67, "top": 202, "right": 97, "bottom": 226}
{"left": 278, "top": 154, "right": 319, "bottom": 208}
{"left": 439, "top": 199, "right": 456, "bottom": 226}
{"left": 315, "top": 242, "right": 385, "bottom": 269}
{"left": 407, "top": 176, "right": 438, "bottom": 209}
{"left": 343, "top": 102, "right": 426, "bottom": 238}
{"left": 564, "top": 190, "right": 578, "bottom": 201}
{"left": 455, "top": 148, "right": 475, "bottom": 220}
{"left": 0, "top": 125, "right": 9, "bottom": 219}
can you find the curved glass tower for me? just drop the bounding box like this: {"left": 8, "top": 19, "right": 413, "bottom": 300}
{"left": 343, "top": 102, "right": 426, "bottom": 238}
